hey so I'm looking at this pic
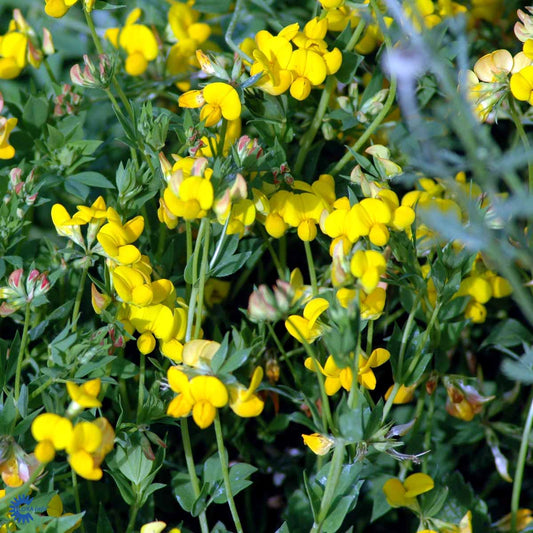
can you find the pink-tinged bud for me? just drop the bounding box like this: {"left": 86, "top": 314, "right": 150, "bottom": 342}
{"left": 13, "top": 9, "right": 32, "bottom": 35}
{"left": 39, "top": 274, "right": 51, "bottom": 293}
{"left": 91, "top": 283, "right": 110, "bottom": 315}
{"left": 70, "top": 64, "right": 85, "bottom": 87}
{"left": 280, "top": 163, "right": 289, "bottom": 174}
{"left": 42, "top": 28, "right": 55, "bottom": 55}
{"left": 238, "top": 135, "right": 251, "bottom": 153}
{"left": 273, "top": 280, "right": 293, "bottom": 313}
{"left": 191, "top": 157, "right": 208, "bottom": 177}
{"left": 26, "top": 169, "right": 35, "bottom": 184}
{"left": 16, "top": 208, "right": 24, "bottom": 219}
{"left": 8, "top": 269, "right": 23, "bottom": 290}
{"left": 27, "top": 41, "right": 43, "bottom": 69}
{"left": 27, "top": 269, "right": 40, "bottom": 283}
{"left": 9, "top": 168, "right": 22, "bottom": 186}
{"left": 14, "top": 183, "right": 24, "bottom": 195}
{"left": 0, "top": 92, "right": 3, "bottom": 113}
{"left": 159, "top": 152, "right": 173, "bottom": 182}
{"left": 0, "top": 302, "right": 16, "bottom": 317}
{"left": 213, "top": 189, "right": 231, "bottom": 218}
{"left": 230, "top": 173, "right": 247, "bottom": 200}
{"left": 26, "top": 193, "right": 37, "bottom": 206}
{"left": 54, "top": 104, "right": 64, "bottom": 117}
{"left": 168, "top": 169, "right": 184, "bottom": 197}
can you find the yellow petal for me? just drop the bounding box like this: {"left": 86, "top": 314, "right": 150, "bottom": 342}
{"left": 403, "top": 472, "right": 434, "bottom": 497}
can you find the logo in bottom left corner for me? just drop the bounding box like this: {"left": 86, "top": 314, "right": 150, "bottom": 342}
{"left": 9, "top": 494, "right": 36, "bottom": 525}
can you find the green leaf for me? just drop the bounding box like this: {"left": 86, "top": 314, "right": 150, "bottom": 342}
{"left": 22, "top": 95, "right": 49, "bottom": 129}
{"left": 107, "top": 470, "right": 135, "bottom": 505}
{"left": 212, "top": 463, "right": 257, "bottom": 504}
{"left": 501, "top": 346, "right": 533, "bottom": 384}
{"left": 67, "top": 171, "right": 115, "bottom": 189}
{"left": 172, "top": 472, "right": 195, "bottom": 512}
{"left": 187, "top": 0, "right": 231, "bottom": 12}
{"left": 210, "top": 333, "right": 229, "bottom": 374}
{"left": 336, "top": 52, "right": 364, "bottom": 84}
{"left": 97, "top": 503, "right": 114, "bottom": 533}
{"left": 115, "top": 445, "right": 153, "bottom": 485}
{"left": 481, "top": 319, "right": 533, "bottom": 348}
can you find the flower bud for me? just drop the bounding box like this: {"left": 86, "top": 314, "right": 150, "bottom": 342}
{"left": 515, "top": 7, "right": 533, "bottom": 42}
{"left": 42, "top": 28, "right": 55, "bottom": 55}
{"left": 9, "top": 269, "right": 23, "bottom": 290}
{"left": 301, "top": 433, "right": 335, "bottom": 455}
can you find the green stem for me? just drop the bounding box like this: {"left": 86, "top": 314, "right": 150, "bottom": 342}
{"left": 136, "top": 351, "right": 145, "bottom": 424}
{"left": 194, "top": 219, "right": 211, "bottom": 339}
{"left": 14, "top": 303, "right": 31, "bottom": 403}
{"left": 293, "top": 19, "right": 365, "bottom": 176}
{"left": 126, "top": 499, "right": 139, "bottom": 533}
{"left": 42, "top": 56, "right": 58, "bottom": 85}
{"left": 311, "top": 440, "right": 346, "bottom": 532}
{"left": 366, "top": 319, "right": 374, "bottom": 355}
{"left": 286, "top": 317, "right": 334, "bottom": 432}
{"left": 185, "top": 220, "right": 193, "bottom": 297}
{"left": 181, "top": 419, "right": 210, "bottom": 533}
{"left": 30, "top": 377, "right": 55, "bottom": 400}
{"left": 508, "top": 97, "right": 533, "bottom": 193}
{"left": 71, "top": 469, "right": 86, "bottom": 533}
{"left": 214, "top": 412, "right": 244, "bottom": 533}
{"left": 186, "top": 219, "right": 208, "bottom": 342}
{"left": 330, "top": 74, "right": 397, "bottom": 176}
{"left": 84, "top": 8, "right": 104, "bottom": 55}
{"left": 294, "top": 76, "right": 336, "bottom": 176}
{"left": 510, "top": 389, "right": 533, "bottom": 533}
{"left": 72, "top": 262, "right": 89, "bottom": 332}
{"left": 259, "top": 226, "right": 284, "bottom": 278}
{"left": 304, "top": 240, "right": 319, "bottom": 297}
{"left": 266, "top": 322, "right": 301, "bottom": 389}
{"left": 217, "top": 118, "right": 228, "bottom": 156}
{"left": 225, "top": 0, "right": 252, "bottom": 63}
{"left": 422, "top": 390, "right": 435, "bottom": 474}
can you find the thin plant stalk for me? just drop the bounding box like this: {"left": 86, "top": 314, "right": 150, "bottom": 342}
{"left": 304, "top": 240, "right": 318, "bottom": 297}
{"left": 310, "top": 439, "right": 346, "bottom": 533}
{"left": 214, "top": 411, "right": 244, "bottom": 533}
{"left": 194, "top": 219, "right": 211, "bottom": 339}
{"left": 71, "top": 469, "right": 86, "bottom": 533}
{"left": 14, "top": 302, "right": 31, "bottom": 403}
{"left": 136, "top": 351, "right": 146, "bottom": 424}
{"left": 72, "top": 262, "right": 89, "bottom": 332}
{"left": 181, "top": 418, "right": 210, "bottom": 533}
{"left": 510, "top": 390, "right": 533, "bottom": 533}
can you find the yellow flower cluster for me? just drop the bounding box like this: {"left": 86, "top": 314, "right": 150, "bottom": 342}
{"left": 246, "top": 17, "right": 342, "bottom": 100}
{"left": 30, "top": 379, "right": 114, "bottom": 481}
{"left": 305, "top": 348, "right": 391, "bottom": 394}
{"left": 0, "top": 94, "right": 17, "bottom": 160}
{"left": 166, "top": 340, "right": 264, "bottom": 428}
{"left": 166, "top": 1, "right": 212, "bottom": 91}
{"left": 105, "top": 8, "right": 158, "bottom": 76}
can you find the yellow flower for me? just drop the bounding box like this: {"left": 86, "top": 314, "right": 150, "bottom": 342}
{"left": 286, "top": 297, "right": 329, "bottom": 343}
{"left": 31, "top": 414, "right": 73, "bottom": 463}
{"left": 166, "top": 367, "right": 229, "bottom": 429}
{"left": 510, "top": 65, "right": 533, "bottom": 105}
{"left": 67, "top": 418, "right": 114, "bottom": 480}
{"left": 0, "top": 117, "right": 17, "bottom": 159}
{"left": 383, "top": 472, "right": 434, "bottom": 508}
{"left": 493, "top": 509, "right": 533, "bottom": 532}
{"left": 229, "top": 367, "right": 265, "bottom": 417}
{"left": 105, "top": 9, "right": 158, "bottom": 76}
{"left": 250, "top": 30, "right": 294, "bottom": 96}
{"left": 182, "top": 339, "right": 220, "bottom": 368}
{"left": 288, "top": 49, "right": 327, "bottom": 100}
{"left": 45, "top": 0, "right": 78, "bottom": 17}
{"left": 67, "top": 378, "right": 102, "bottom": 408}
{"left": 164, "top": 167, "right": 214, "bottom": 221}
{"left": 385, "top": 384, "right": 417, "bottom": 404}
{"left": 97, "top": 210, "right": 144, "bottom": 266}
{"left": 0, "top": 29, "right": 27, "bottom": 79}
{"left": 129, "top": 303, "right": 176, "bottom": 354}
{"left": 178, "top": 82, "right": 241, "bottom": 127}
{"left": 350, "top": 250, "right": 387, "bottom": 293}
{"left": 302, "top": 433, "right": 335, "bottom": 455}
